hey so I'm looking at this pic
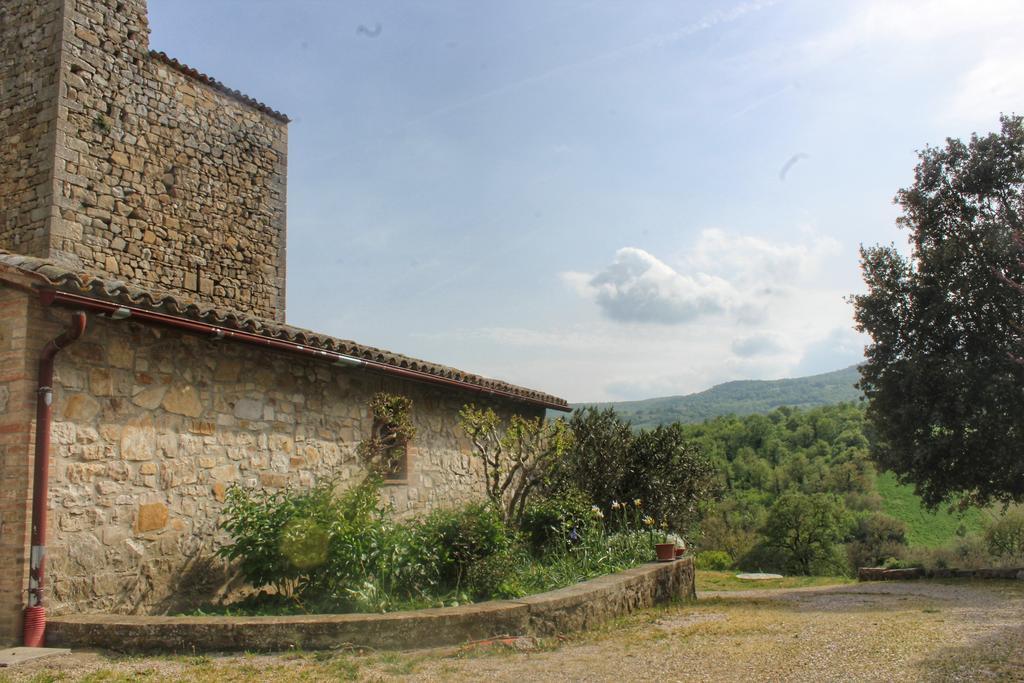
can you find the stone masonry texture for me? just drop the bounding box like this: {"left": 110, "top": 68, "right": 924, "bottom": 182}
{"left": 0, "top": 286, "right": 37, "bottom": 644}
{"left": 40, "top": 298, "right": 537, "bottom": 617}
{"left": 0, "top": 0, "right": 62, "bottom": 257}
{"left": 45, "top": 560, "right": 697, "bottom": 653}
{"left": 1, "top": 0, "right": 288, "bottom": 322}
{"left": 0, "top": 0, "right": 561, "bottom": 647}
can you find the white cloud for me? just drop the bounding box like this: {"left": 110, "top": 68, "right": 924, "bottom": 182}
{"left": 732, "top": 333, "right": 788, "bottom": 358}
{"left": 565, "top": 229, "right": 840, "bottom": 326}
{"left": 807, "top": 0, "right": 1024, "bottom": 56}
{"left": 685, "top": 228, "right": 840, "bottom": 287}
{"left": 802, "top": 0, "right": 1024, "bottom": 125}
{"left": 948, "top": 46, "right": 1024, "bottom": 122}
{"left": 564, "top": 247, "right": 736, "bottom": 324}
{"left": 793, "top": 327, "right": 867, "bottom": 376}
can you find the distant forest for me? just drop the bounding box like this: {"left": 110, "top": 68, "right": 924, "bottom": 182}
{"left": 568, "top": 367, "right": 1009, "bottom": 574}
{"left": 578, "top": 365, "right": 862, "bottom": 429}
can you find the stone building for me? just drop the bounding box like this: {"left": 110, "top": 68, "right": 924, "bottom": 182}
{"left": 0, "top": 0, "right": 568, "bottom": 645}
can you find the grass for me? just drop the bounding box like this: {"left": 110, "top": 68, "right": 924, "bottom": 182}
{"left": 695, "top": 570, "right": 853, "bottom": 592}
{"left": 7, "top": 581, "right": 1020, "bottom": 681}
{"left": 875, "top": 471, "right": 988, "bottom": 547}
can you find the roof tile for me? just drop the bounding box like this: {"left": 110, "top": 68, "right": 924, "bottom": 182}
{"left": 0, "top": 251, "right": 568, "bottom": 410}
{"left": 150, "top": 51, "right": 290, "bottom": 123}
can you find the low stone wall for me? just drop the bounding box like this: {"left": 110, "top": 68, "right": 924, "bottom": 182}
{"left": 859, "top": 566, "right": 1024, "bottom": 581}
{"left": 46, "top": 559, "right": 695, "bottom": 653}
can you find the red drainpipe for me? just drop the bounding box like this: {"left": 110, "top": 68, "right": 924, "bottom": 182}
{"left": 23, "top": 311, "right": 87, "bottom": 648}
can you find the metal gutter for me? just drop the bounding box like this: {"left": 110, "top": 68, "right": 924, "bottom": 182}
{"left": 39, "top": 290, "right": 570, "bottom": 412}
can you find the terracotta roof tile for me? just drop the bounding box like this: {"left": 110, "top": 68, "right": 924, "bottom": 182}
{"left": 150, "top": 51, "right": 290, "bottom": 123}
{"left": 0, "top": 251, "right": 568, "bottom": 410}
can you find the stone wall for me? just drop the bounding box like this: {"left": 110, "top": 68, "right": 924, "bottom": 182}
{"left": 46, "top": 560, "right": 697, "bottom": 653}
{"left": 42, "top": 302, "right": 536, "bottom": 616}
{"left": 53, "top": 0, "right": 289, "bottom": 320}
{"left": 0, "top": 0, "right": 63, "bottom": 257}
{"left": 2, "top": 0, "right": 289, "bottom": 321}
{"left": 0, "top": 285, "right": 38, "bottom": 643}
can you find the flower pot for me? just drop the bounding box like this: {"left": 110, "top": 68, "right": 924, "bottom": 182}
{"left": 655, "top": 542, "right": 676, "bottom": 562}
{"left": 674, "top": 547, "right": 685, "bottom": 558}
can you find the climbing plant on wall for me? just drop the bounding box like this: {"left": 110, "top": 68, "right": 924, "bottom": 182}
{"left": 358, "top": 392, "right": 416, "bottom": 477}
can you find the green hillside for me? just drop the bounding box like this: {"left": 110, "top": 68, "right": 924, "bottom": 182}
{"left": 875, "top": 471, "right": 988, "bottom": 548}
{"left": 580, "top": 365, "right": 862, "bottom": 428}
{"left": 571, "top": 367, "right": 991, "bottom": 553}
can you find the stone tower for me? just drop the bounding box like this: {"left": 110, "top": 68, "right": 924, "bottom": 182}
{"left": 0, "top": 0, "right": 289, "bottom": 321}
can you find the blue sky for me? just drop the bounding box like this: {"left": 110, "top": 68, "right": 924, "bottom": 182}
{"left": 149, "top": 0, "right": 1024, "bottom": 402}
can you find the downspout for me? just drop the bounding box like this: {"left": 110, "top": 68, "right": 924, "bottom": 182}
{"left": 23, "top": 311, "right": 87, "bottom": 648}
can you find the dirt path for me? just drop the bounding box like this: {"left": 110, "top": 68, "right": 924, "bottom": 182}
{"left": 3, "top": 580, "right": 1022, "bottom": 682}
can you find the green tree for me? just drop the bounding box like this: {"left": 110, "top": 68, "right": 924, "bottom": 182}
{"left": 762, "top": 492, "right": 848, "bottom": 575}
{"left": 853, "top": 115, "right": 1024, "bottom": 508}
{"left": 627, "top": 424, "right": 719, "bottom": 531}
{"left": 459, "top": 405, "right": 572, "bottom": 526}
{"left": 555, "top": 408, "right": 719, "bottom": 532}
{"left": 554, "top": 407, "right": 635, "bottom": 508}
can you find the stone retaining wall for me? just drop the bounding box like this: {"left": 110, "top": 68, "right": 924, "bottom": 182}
{"left": 858, "top": 566, "right": 1024, "bottom": 581}
{"left": 46, "top": 559, "right": 696, "bottom": 653}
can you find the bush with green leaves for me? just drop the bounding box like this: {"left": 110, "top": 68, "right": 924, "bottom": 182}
{"left": 459, "top": 405, "right": 573, "bottom": 526}
{"left": 845, "top": 512, "right": 908, "bottom": 570}
{"left": 519, "top": 488, "right": 595, "bottom": 555}
{"left": 984, "top": 510, "right": 1024, "bottom": 561}
{"left": 218, "top": 476, "right": 379, "bottom": 599}
{"left": 415, "top": 501, "right": 514, "bottom": 590}
{"left": 219, "top": 476, "right": 445, "bottom": 611}
{"left": 695, "top": 550, "right": 733, "bottom": 570}
{"left": 555, "top": 407, "right": 718, "bottom": 533}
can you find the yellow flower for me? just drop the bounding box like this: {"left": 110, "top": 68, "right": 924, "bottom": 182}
{"left": 643, "top": 515, "right": 655, "bottom": 527}
{"left": 611, "top": 500, "right": 621, "bottom": 510}
{"left": 591, "top": 505, "right": 605, "bottom": 519}
{"left": 634, "top": 499, "right": 642, "bottom": 508}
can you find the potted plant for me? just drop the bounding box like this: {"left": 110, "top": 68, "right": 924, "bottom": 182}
{"left": 666, "top": 533, "right": 687, "bottom": 558}
{"left": 655, "top": 540, "right": 676, "bottom": 561}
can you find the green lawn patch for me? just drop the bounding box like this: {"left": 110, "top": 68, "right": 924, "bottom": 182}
{"left": 876, "top": 471, "right": 987, "bottom": 548}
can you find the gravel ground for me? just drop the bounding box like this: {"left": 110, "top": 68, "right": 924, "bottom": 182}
{"left": 3, "top": 580, "right": 1022, "bottom": 682}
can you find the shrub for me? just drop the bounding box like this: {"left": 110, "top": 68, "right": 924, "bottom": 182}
{"left": 459, "top": 405, "right": 573, "bottom": 526}
{"left": 219, "top": 476, "right": 449, "bottom": 610}
{"left": 984, "top": 510, "right": 1024, "bottom": 561}
{"left": 881, "top": 556, "right": 920, "bottom": 570}
{"left": 519, "top": 489, "right": 594, "bottom": 555}
{"left": 465, "top": 547, "right": 530, "bottom": 600}
{"left": 417, "top": 502, "right": 513, "bottom": 590}
{"left": 904, "top": 534, "right": 994, "bottom": 571}
{"left": 557, "top": 408, "right": 719, "bottom": 533}
{"left": 845, "top": 512, "right": 908, "bottom": 569}
{"left": 552, "top": 408, "right": 635, "bottom": 509}
{"left": 695, "top": 550, "right": 733, "bottom": 570}
{"left": 218, "top": 476, "right": 378, "bottom": 598}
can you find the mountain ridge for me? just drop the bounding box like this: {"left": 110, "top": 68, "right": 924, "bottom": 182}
{"left": 575, "top": 365, "right": 862, "bottom": 428}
